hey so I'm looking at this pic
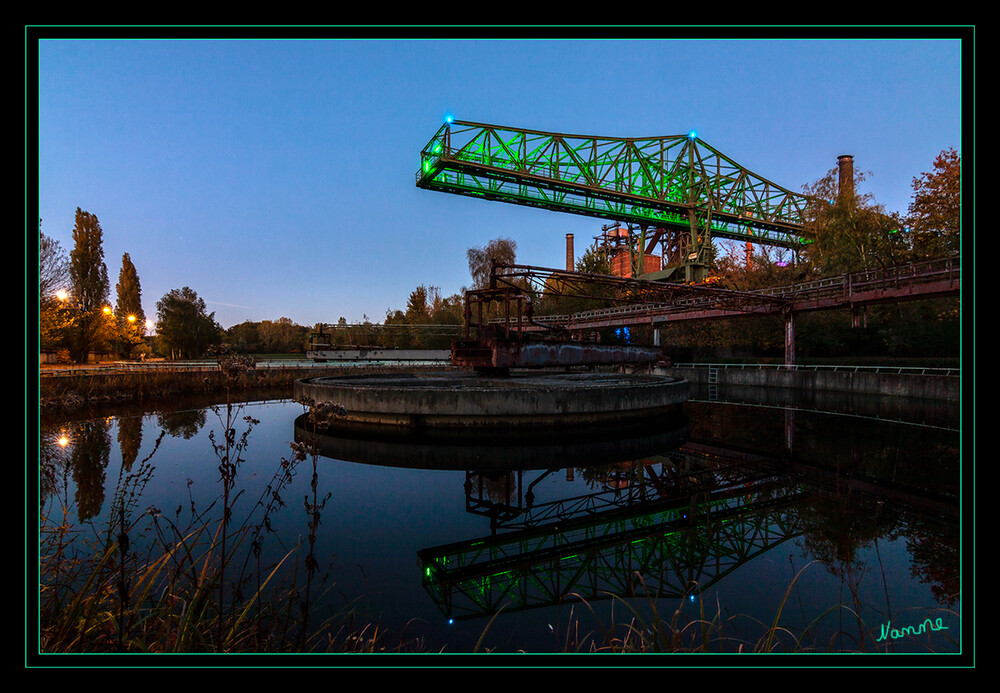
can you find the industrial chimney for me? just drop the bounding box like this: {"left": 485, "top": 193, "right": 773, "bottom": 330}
{"left": 566, "top": 233, "right": 575, "bottom": 271}
{"left": 837, "top": 154, "right": 854, "bottom": 203}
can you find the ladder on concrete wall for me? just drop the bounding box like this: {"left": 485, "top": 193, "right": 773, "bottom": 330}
{"left": 708, "top": 365, "right": 719, "bottom": 400}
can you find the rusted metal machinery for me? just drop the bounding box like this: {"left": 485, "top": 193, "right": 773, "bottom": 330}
{"left": 450, "top": 285, "right": 667, "bottom": 373}
{"left": 448, "top": 260, "right": 819, "bottom": 372}
{"left": 450, "top": 262, "right": 674, "bottom": 373}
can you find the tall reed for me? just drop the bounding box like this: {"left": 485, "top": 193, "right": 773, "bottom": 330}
{"left": 37, "top": 351, "right": 428, "bottom": 654}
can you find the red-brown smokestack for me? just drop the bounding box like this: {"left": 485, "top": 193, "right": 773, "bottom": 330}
{"left": 838, "top": 154, "right": 854, "bottom": 203}
{"left": 566, "top": 233, "right": 574, "bottom": 271}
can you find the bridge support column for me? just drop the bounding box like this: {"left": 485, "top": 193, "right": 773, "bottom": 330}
{"left": 851, "top": 306, "right": 868, "bottom": 328}
{"left": 784, "top": 309, "right": 795, "bottom": 367}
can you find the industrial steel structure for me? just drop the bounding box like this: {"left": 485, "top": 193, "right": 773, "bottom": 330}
{"left": 451, "top": 279, "right": 670, "bottom": 372}
{"left": 417, "top": 119, "right": 817, "bottom": 282}
{"left": 491, "top": 254, "right": 961, "bottom": 329}
{"left": 482, "top": 254, "right": 959, "bottom": 365}
{"left": 418, "top": 449, "right": 807, "bottom": 622}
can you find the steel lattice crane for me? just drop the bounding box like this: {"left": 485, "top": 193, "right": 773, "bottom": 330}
{"left": 417, "top": 119, "right": 818, "bottom": 283}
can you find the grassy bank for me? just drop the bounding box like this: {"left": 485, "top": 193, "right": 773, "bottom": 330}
{"left": 37, "top": 361, "right": 450, "bottom": 411}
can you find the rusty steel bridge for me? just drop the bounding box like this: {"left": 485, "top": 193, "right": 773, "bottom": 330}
{"left": 493, "top": 253, "right": 960, "bottom": 328}
{"left": 463, "top": 253, "right": 959, "bottom": 367}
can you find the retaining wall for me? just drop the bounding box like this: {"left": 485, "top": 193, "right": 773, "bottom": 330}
{"left": 663, "top": 364, "right": 960, "bottom": 402}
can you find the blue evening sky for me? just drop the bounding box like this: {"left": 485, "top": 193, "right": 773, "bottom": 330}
{"left": 35, "top": 34, "right": 964, "bottom": 330}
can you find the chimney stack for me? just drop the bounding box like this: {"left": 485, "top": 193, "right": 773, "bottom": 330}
{"left": 837, "top": 154, "right": 854, "bottom": 203}
{"left": 566, "top": 233, "right": 575, "bottom": 271}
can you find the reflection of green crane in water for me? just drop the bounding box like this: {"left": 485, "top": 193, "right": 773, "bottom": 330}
{"left": 417, "top": 452, "right": 808, "bottom": 622}
{"left": 417, "top": 119, "right": 815, "bottom": 283}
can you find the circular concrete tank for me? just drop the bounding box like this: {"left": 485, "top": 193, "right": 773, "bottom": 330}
{"left": 294, "top": 371, "right": 689, "bottom": 432}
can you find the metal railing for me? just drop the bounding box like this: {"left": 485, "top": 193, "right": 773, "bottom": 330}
{"left": 671, "top": 363, "right": 960, "bottom": 377}
{"left": 38, "top": 360, "right": 338, "bottom": 377}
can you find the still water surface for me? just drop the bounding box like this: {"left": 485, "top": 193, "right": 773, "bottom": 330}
{"left": 38, "top": 382, "right": 962, "bottom": 656}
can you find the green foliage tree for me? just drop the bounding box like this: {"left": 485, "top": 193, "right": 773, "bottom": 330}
{"left": 429, "top": 291, "right": 464, "bottom": 327}
{"left": 381, "top": 285, "right": 462, "bottom": 349}
{"left": 257, "top": 317, "right": 309, "bottom": 353}
{"left": 68, "top": 208, "right": 111, "bottom": 363}
{"left": 113, "top": 252, "right": 147, "bottom": 358}
{"left": 576, "top": 243, "right": 613, "bottom": 276}
{"left": 405, "top": 285, "right": 431, "bottom": 322}
{"left": 801, "top": 168, "right": 909, "bottom": 275}
{"left": 225, "top": 318, "right": 309, "bottom": 354}
{"left": 226, "top": 320, "right": 262, "bottom": 353}
{"left": 907, "top": 147, "right": 961, "bottom": 258}
{"left": 155, "top": 287, "right": 221, "bottom": 359}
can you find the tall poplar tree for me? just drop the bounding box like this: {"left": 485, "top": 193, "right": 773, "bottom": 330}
{"left": 114, "top": 252, "right": 146, "bottom": 357}
{"left": 68, "top": 208, "right": 110, "bottom": 363}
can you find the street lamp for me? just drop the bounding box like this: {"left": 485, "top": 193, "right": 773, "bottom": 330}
{"left": 124, "top": 314, "right": 137, "bottom": 359}
{"left": 145, "top": 319, "right": 155, "bottom": 359}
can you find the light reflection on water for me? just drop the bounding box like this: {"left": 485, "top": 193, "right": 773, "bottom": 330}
{"left": 38, "top": 388, "right": 962, "bottom": 655}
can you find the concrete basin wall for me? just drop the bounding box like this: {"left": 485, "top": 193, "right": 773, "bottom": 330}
{"left": 294, "top": 372, "right": 690, "bottom": 429}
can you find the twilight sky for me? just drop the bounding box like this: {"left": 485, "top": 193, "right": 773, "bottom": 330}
{"left": 33, "top": 30, "right": 966, "bottom": 330}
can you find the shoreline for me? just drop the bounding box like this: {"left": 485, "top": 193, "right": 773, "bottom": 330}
{"left": 37, "top": 361, "right": 453, "bottom": 412}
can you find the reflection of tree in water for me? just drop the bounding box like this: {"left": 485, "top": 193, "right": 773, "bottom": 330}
{"left": 576, "top": 459, "right": 695, "bottom": 496}
{"left": 70, "top": 418, "right": 112, "bottom": 523}
{"left": 795, "top": 417, "right": 959, "bottom": 501}
{"left": 109, "top": 415, "right": 163, "bottom": 550}
{"left": 117, "top": 415, "right": 142, "bottom": 472}
{"left": 797, "top": 487, "right": 900, "bottom": 571}
{"left": 575, "top": 461, "right": 652, "bottom": 492}
{"left": 40, "top": 433, "right": 59, "bottom": 500}
{"left": 467, "top": 470, "right": 517, "bottom": 505}
{"left": 900, "top": 513, "right": 960, "bottom": 608}
{"left": 793, "top": 426, "right": 960, "bottom": 613}
{"left": 794, "top": 487, "right": 902, "bottom": 647}
{"left": 106, "top": 418, "right": 165, "bottom": 648}
{"left": 156, "top": 408, "right": 207, "bottom": 439}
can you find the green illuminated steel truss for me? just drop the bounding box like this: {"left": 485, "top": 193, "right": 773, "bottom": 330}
{"left": 418, "top": 486, "right": 806, "bottom": 622}
{"left": 417, "top": 120, "right": 816, "bottom": 269}
{"left": 416, "top": 452, "right": 806, "bottom": 622}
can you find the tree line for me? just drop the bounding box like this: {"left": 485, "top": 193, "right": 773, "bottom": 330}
{"left": 38, "top": 147, "right": 960, "bottom": 363}
{"left": 38, "top": 209, "right": 316, "bottom": 362}
{"left": 40, "top": 209, "right": 159, "bottom": 363}
{"left": 316, "top": 238, "right": 517, "bottom": 351}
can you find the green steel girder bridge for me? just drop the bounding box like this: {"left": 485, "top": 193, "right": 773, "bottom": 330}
{"left": 417, "top": 119, "right": 817, "bottom": 281}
